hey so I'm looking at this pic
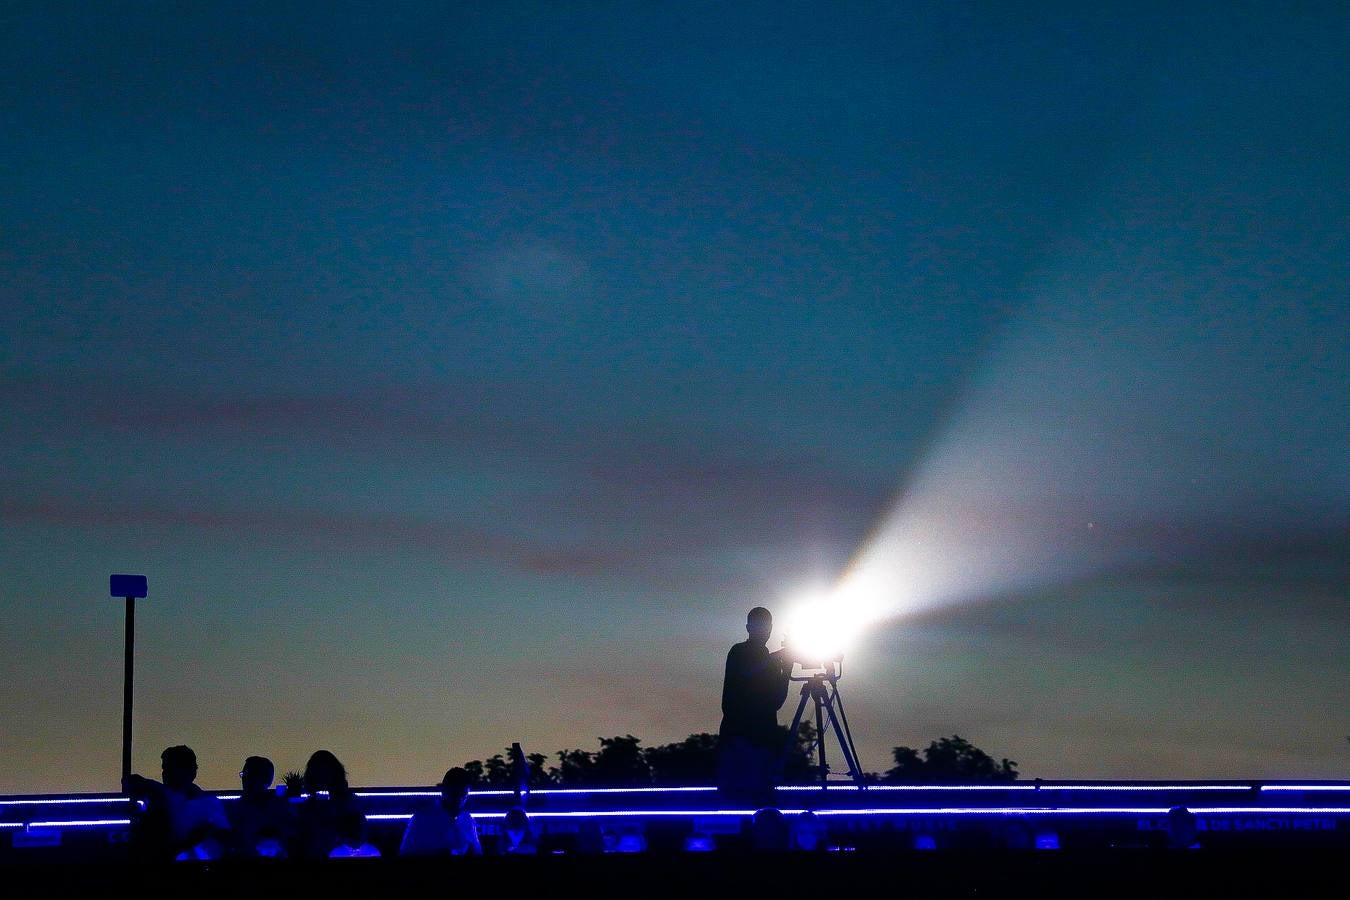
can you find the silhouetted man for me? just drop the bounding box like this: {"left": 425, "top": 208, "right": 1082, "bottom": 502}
{"left": 718, "top": 606, "right": 792, "bottom": 802}
{"left": 497, "top": 806, "right": 538, "bottom": 855}
{"left": 124, "top": 745, "right": 230, "bottom": 860}
{"left": 227, "top": 755, "right": 295, "bottom": 857}
{"left": 399, "top": 767, "right": 482, "bottom": 856}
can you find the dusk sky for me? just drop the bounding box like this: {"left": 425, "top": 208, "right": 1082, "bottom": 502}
{"left": 2, "top": 3, "right": 1346, "bottom": 794}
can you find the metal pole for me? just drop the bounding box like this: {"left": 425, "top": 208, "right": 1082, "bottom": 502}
{"left": 122, "top": 595, "right": 135, "bottom": 782}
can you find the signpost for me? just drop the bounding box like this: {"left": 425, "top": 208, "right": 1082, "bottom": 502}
{"left": 109, "top": 574, "right": 148, "bottom": 782}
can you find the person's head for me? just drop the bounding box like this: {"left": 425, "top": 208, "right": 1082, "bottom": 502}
{"left": 240, "top": 756, "right": 274, "bottom": 795}
{"left": 439, "top": 767, "right": 472, "bottom": 812}
{"left": 746, "top": 607, "right": 773, "bottom": 645}
{"left": 792, "top": 811, "right": 825, "bottom": 851}
{"left": 504, "top": 806, "right": 530, "bottom": 847}
{"left": 751, "top": 807, "right": 789, "bottom": 851}
{"left": 1167, "top": 806, "right": 1199, "bottom": 849}
{"left": 161, "top": 745, "right": 198, "bottom": 791}
{"left": 303, "top": 750, "right": 349, "bottom": 796}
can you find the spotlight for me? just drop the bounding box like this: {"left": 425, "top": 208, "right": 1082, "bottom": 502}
{"left": 781, "top": 572, "right": 885, "bottom": 663}
{"left": 777, "top": 580, "right": 874, "bottom": 786}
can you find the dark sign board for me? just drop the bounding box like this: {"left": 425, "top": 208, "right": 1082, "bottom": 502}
{"left": 109, "top": 574, "right": 148, "bottom": 599}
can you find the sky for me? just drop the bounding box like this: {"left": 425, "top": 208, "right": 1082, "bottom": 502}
{"left": 1, "top": 2, "right": 1346, "bottom": 794}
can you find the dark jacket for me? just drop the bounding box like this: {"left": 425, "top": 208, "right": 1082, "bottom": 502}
{"left": 719, "top": 640, "right": 791, "bottom": 747}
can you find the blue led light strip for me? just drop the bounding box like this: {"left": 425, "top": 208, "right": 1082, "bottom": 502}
{"left": 0, "top": 783, "right": 1326, "bottom": 809}
{"left": 0, "top": 797, "right": 128, "bottom": 806}
{"left": 1260, "top": 785, "right": 1350, "bottom": 791}
{"left": 13, "top": 806, "right": 1350, "bottom": 830}
{"left": 776, "top": 784, "right": 1252, "bottom": 792}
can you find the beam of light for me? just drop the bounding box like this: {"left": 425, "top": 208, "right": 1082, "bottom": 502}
{"left": 780, "top": 573, "right": 890, "bottom": 662}
{"left": 805, "top": 146, "right": 1349, "bottom": 638}
{"left": 24, "top": 819, "right": 132, "bottom": 828}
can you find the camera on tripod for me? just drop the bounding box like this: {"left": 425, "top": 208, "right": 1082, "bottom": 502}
{"left": 776, "top": 644, "right": 863, "bottom": 785}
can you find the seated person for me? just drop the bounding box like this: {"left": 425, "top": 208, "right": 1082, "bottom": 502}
{"left": 124, "top": 745, "right": 230, "bottom": 860}
{"left": 328, "top": 810, "right": 382, "bottom": 858}
{"left": 497, "top": 807, "right": 537, "bottom": 855}
{"left": 227, "top": 755, "right": 295, "bottom": 858}
{"left": 1167, "top": 806, "right": 1202, "bottom": 849}
{"left": 295, "top": 749, "right": 361, "bottom": 859}
{"left": 791, "top": 810, "right": 826, "bottom": 851}
{"left": 399, "top": 767, "right": 482, "bottom": 856}
{"left": 750, "top": 807, "right": 789, "bottom": 852}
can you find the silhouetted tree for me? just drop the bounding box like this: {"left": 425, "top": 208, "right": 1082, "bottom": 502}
{"left": 483, "top": 752, "right": 512, "bottom": 787}
{"left": 779, "top": 721, "right": 828, "bottom": 784}
{"left": 593, "top": 735, "right": 652, "bottom": 786}
{"left": 462, "top": 747, "right": 552, "bottom": 788}
{"left": 462, "top": 760, "right": 486, "bottom": 786}
{"left": 554, "top": 747, "right": 598, "bottom": 786}
{"left": 883, "top": 735, "right": 1018, "bottom": 783}
{"left": 645, "top": 733, "right": 719, "bottom": 786}
{"left": 524, "top": 752, "right": 555, "bottom": 788}
{"left": 463, "top": 730, "right": 1017, "bottom": 788}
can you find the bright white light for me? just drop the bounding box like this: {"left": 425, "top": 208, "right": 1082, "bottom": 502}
{"left": 781, "top": 571, "right": 891, "bottom": 661}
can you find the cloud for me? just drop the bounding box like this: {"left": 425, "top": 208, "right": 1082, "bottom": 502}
{"left": 4, "top": 377, "right": 892, "bottom": 575}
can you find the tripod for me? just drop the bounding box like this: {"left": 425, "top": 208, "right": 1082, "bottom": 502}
{"left": 781, "top": 660, "right": 866, "bottom": 787}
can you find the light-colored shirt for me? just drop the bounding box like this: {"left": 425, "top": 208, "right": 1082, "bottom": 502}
{"left": 399, "top": 807, "right": 481, "bottom": 857}
{"left": 227, "top": 792, "right": 296, "bottom": 856}
{"left": 163, "top": 788, "right": 230, "bottom": 844}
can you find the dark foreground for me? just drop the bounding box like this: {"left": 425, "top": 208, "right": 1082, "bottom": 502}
{"left": 4, "top": 849, "right": 1346, "bottom": 899}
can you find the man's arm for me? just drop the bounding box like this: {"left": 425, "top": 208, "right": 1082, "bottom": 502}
{"left": 462, "top": 813, "right": 483, "bottom": 856}
{"left": 123, "top": 773, "right": 165, "bottom": 802}
{"left": 768, "top": 648, "right": 792, "bottom": 710}
{"left": 721, "top": 645, "right": 742, "bottom": 719}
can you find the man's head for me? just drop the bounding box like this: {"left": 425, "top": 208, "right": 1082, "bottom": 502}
{"left": 793, "top": 810, "right": 825, "bottom": 851}
{"left": 161, "top": 745, "right": 198, "bottom": 791}
{"left": 439, "top": 767, "right": 473, "bottom": 812}
{"left": 240, "top": 756, "right": 275, "bottom": 795}
{"left": 746, "top": 607, "right": 773, "bottom": 645}
{"left": 504, "top": 806, "right": 530, "bottom": 846}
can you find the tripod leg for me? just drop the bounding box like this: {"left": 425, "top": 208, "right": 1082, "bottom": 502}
{"left": 831, "top": 683, "right": 865, "bottom": 785}
{"left": 814, "top": 685, "right": 828, "bottom": 785}
{"left": 776, "top": 684, "right": 812, "bottom": 782}
{"left": 821, "top": 688, "right": 864, "bottom": 785}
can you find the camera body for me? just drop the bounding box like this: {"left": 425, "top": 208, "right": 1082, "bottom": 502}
{"left": 777, "top": 643, "right": 843, "bottom": 672}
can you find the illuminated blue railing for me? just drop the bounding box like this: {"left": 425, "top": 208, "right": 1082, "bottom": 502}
{"left": 3, "top": 782, "right": 1347, "bottom": 834}
{"left": 6, "top": 805, "right": 1350, "bottom": 832}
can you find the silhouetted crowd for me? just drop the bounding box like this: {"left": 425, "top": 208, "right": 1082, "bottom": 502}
{"left": 123, "top": 744, "right": 1207, "bottom": 860}
{"left": 121, "top": 744, "right": 867, "bottom": 861}
{"left": 124, "top": 746, "right": 520, "bottom": 861}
